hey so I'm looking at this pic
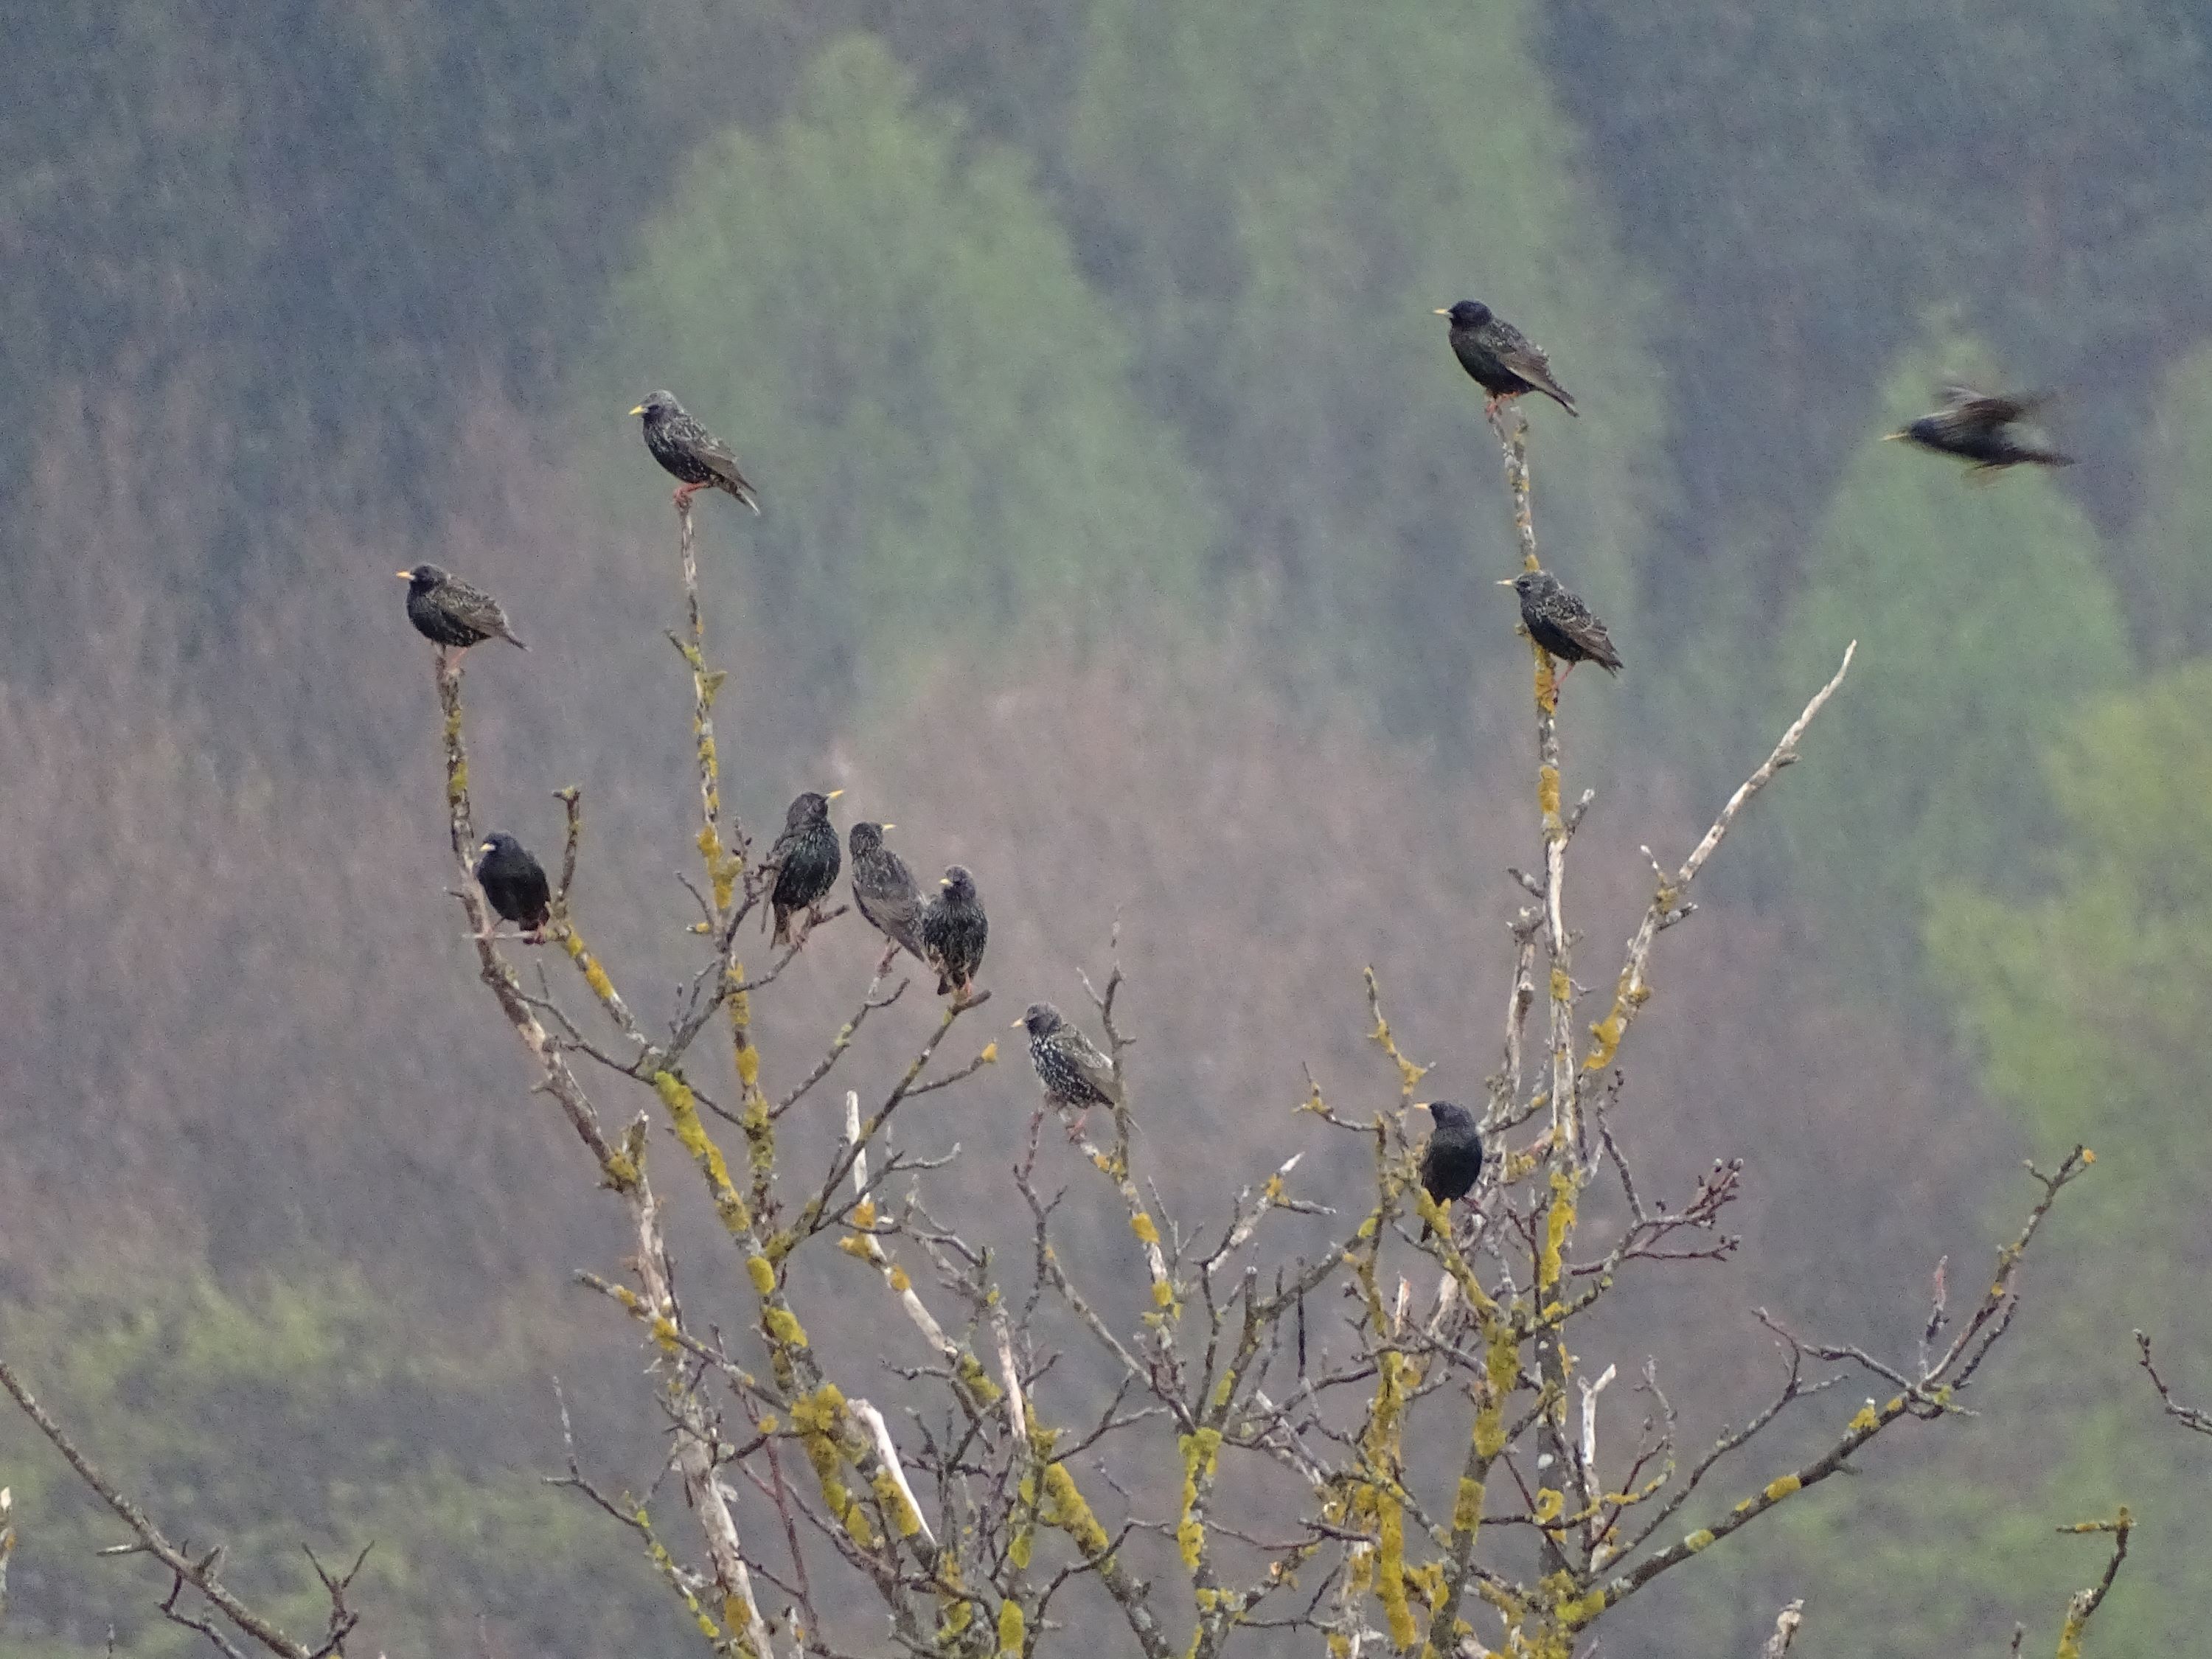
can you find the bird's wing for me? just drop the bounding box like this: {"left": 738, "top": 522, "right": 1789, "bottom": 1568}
{"left": 1553, "top": 594, "right": 1622, "bottom": 668}
{"left": 863, "top": 876, "right": 925, "bottom": 939}
{"left": 1070, "top": 1033, "right": 1124, "bottom": 1104}
{"left": 1492, "top": 322, "right": 1576, "bottom": 411}
{"left": 1937, "top": 384, "right": 2036, "bottom": 430}
{"left": 688, "top": 422, "right": 757, "bottom": 494}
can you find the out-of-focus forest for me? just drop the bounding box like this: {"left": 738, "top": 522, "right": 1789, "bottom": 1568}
{"left": 2, "top": 2, "right": 2208, "bottom": 1654}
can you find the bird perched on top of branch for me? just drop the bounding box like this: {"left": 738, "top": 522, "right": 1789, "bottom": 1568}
{"left": 1885, "top": 384, "right": 2073, "bottom": 473}
{"left": 1500, "top": 568, "right": 1621, "bottom": 689}
{"left": 1436, "top": 299, "right": 1578, "bottom": 417}
{"left": 922, "top": 866, "right": 987, "bottom": 1001}
{"left": 399, "top": 565, "right": 527, "bottom": 652}
{"left": 475, "top": 832, "right": 552, "bottom": 938}
{"left": 767, "top": 790, "right": 843, "bottom": 947}
{"left": 849, "top": 821, "right": 926, "bottom": 964}
{"left": 1416, "top": 1099, "right": 1484, "bottom": 1239}
{"left": 631, "top": 390, "right": 762, "bottom": 512}
{"left": 1018, "top": 1002, "right": 1124, "bottom": 1130}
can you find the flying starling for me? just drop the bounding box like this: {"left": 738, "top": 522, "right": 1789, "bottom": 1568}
{"left": 399, "top": 565, "right": 527, "bottom": 651}
{"left": 1416, "top": 1100, "right": 1485, "bottom": 1239}
{"left": 1018, "top": 1002, "right": 1124, "bottom": 1126}
{"left": 475, "top": 832, "right": 552, "bottom": 936}
{"left": 1885, "top": 384, "right": 2073, "bottom": 472}
{"left": 1498, "top": 569, "right": 1621, "bottom": 688}
{"left": 849, "top": 821, "right": 927, "bottom": 963}
{"left": 921, "top": 866, "right": 987, "bottom": 1000}
{"left": 1436, "top": 300, "right": 1578, "bottom": 417}
{"left": 630, "top": 390, "right": 761, "bottom": 512}
{"left": 767, "top": 790, "right": 843, "bottom": 948}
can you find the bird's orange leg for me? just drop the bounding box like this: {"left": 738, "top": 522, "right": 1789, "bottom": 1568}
{"left": 673, "top": 481, "right": 706, "bottom": 507}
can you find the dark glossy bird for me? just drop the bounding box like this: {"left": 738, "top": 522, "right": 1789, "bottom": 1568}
{"left": 630, "top": 390, "right": 761, "bottom": 512}
{"left": 921, "top": 866, "right": 987, "bottom": 999}
{"left": 767, "top": 790, "right": 843, "bottom": 947}
{"left": 475, "top": 832, "right": 552, "bottom": 935}
{"left": 399, "top": 565, "right": 526, "bottom": 651}
{"left": 1498, "top": 569, "right": 1621, "bottom": 688}
{"left": 849, "top": 821, "right": 926, "bottom": 963}
{"left": 1885, "top": 384, "right": 2073, "bottom": 472}
{"left": 1018, "top": 1002, "right": 1124, "bottom": 1123}
{"left": 1417, "top": 1100, "right": 1485, "bottom": 1239}
{"left": 1436, "top": 300, "right": 1577, "bottom": 417}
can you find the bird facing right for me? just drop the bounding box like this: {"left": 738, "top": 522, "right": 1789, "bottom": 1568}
{"left": 1499, "top": 568, "right": 1622, "bottom": 689}
{"left": 400, "top": 565, "right": 527, "bottom": 652}
{"left": 1436, "top": 299, "right": 1578, "bottom": 417}
{"left": 922, "top": 866, "right": 988, "bottom": 1000}
{"left": 630, "top": 390, "right": 762, "bottom": 512}
{"left": 767, "top": 790, "right": 844, "bottom": 948}
{"left": 849, "top": 821, "right": 927, "bottom": 963}
{"left": 1417, "top": 1100, "right": 1485, "bottom": 1239}
{"left": 475, "top": 832, "right": 552, "bottom": 936}
{"left": 1018, "top": 1002, "right": 1124, "bottom": 1118}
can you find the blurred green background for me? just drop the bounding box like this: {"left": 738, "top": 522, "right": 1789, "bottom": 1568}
{"left": 3, "top": 1, "right": 2209, "bottom": 1652}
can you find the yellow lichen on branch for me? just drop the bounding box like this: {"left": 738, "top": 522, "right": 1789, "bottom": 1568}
{"left": 1177, "top": 1427, "right": 1223, "bottom": 1570}
{"left": 651, "top": 1071, "right": 752, "bottom": 1236}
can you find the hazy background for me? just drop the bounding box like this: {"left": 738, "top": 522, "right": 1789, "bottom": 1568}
{"left": 3, "top": 3, "right": 2209, "bottom": 1654}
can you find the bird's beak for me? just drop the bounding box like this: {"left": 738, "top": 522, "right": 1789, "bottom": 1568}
{"left": 1433, "top": 307, "right": 1451, "bottom": 316}
{"left": 1881, "top": 431, "right": 1907, "bottom": 442}
{"left": 825, "top": 789, "right": 844, "bottom": 801}
{"left": 1010, "top": 1018, "right": 1023, "bottom": 1029}
{"left": 478, "top": 841, "right": 495, "bottom": 855}
{"left": 880, "top": 823, "right": 894, "bottom": 832}
{"left": 628, "top": 403, "right": 647, "bottom": 417}
{"left": 395, "top": 569, "right": 411, "bottom": 580}
{"left": 1494, "top": 577, "right": 1517, "bottom": 587}
{"left": 940, "top": 877, "right": 953, "bottom": 888}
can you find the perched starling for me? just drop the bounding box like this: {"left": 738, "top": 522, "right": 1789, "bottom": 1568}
{"left": 1417, "top": 1100, "right": 1485, "bottom": 1239}
{"left": 1018, "top": 1002, "right": 1124, "bottom": 1120}
{"left": 921, "top": 866, "right": 987, "bottom": 999}
{"left": 767, "top": 790, "right": 844, "bottom": 948}
{"left": 630, "top": 391, "right": 761, "bottom": 512}
{"left": 475, "top": 832, "right": 552, "bottom": 935}
{"left": 1436, "top": 300, "right": 1578, "bottom": 417}
{"left": 849, "top": 821, "right": 926, "bottom": 963}
{"left": 399, "top": 565, "right": 527, "bottom": 651}
{"left": 1885, "top": 384, "right": 2073, "bottom": 472}
{"left": 1498, "top": 569, "right": 1622, "bottom": 688}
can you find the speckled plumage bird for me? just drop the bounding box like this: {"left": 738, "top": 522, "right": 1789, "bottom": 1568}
{"left": 921, "top": 866, "right": 987, "bottom": 999}
{"left": 1019, "top": 1002, "right": 1124, "bottom": 1121}
{"left": 400, "top": 565, "right": 527, "bottom": 651}
{"left": 1886, "top": 384, "right": 2073, "bottom": 472}
{"left": 849, "top": 821, "right": 926, "bottom": 963}
{"left": 1417, "top": 1100, "right": 1485, "bottom": 1239}
{"left": 1436, "top": 300, "right": 1577, "bottom": 417}
{"left": 476, "top": 832, "right": 552, "bottom": 935}
{"left": 631, "top": 391, "right": 761, "bottom": 512}
{"left": 767, "top": 790, "right": 843, "bottom": 947}
{"left": 1499, "top": 569, "right": 1621, "bottom": 688}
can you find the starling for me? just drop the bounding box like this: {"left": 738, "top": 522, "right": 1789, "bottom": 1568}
{"left": 767, "top": 790, "right": 844, "bottom": 948}
{"left": 475, "top": 832, "right": 552, "bottom": 935}
{"left": 849, "top": 821, "right": 927, "bottom": 963}
{"left": 1498, "top": 569, "right": 1622, "bottom": 688}
{"left": 1416, "top": 1100, "right": 1485, "bottom": 1239}
{"left": 1885, "top": 384, "right": 2073, "bottom": 472}
{"left": 921, "top": 866, "right": 987, "bottom": 1000}
{"left": 399, "top": 565, "right": 527, "bottom": 651}
{"left": 1436, "top": 300, "right": 1578, "bottom": 417}
{"left": 1018, "top": 1002, "right": 1124, "bottom": 1120}
{"left": 630, "top": 390, "right": 761, "bottom": 512}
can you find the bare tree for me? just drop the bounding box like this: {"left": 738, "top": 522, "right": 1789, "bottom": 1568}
{"left": 2, "top": 411, "right": 2133, "bottom": 1659}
